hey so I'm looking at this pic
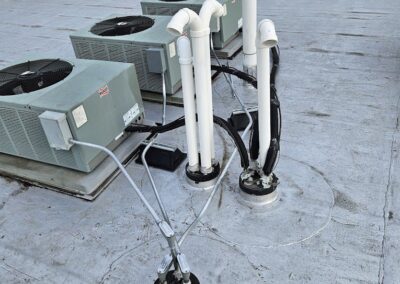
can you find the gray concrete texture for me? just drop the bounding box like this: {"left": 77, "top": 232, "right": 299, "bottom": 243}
{"left": 0, "top": 0, "right": 399, "bottom": 283}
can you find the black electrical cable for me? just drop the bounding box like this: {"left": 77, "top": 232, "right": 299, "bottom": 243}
{"left": 270, "top": 46, "right": 280, "bottom": 86}
{"left": 125, "top": 116, "right": 185, "bottom": 133}
{"left": 129, "top": 46, "right": 281, "bottom": 174}
{"left": 126, "top": 115, "right": 250, "bottom": 169}
{"left": 211, "top": 45, "right": 282, "bottom": 176}
{"left": 213, "top": 115, "right": 249, "bottom": 169}
{"left": 211, "top": 64, "right": 257, "bottom": 88}
{"left": 263, "top": 138, "right": 279, "bottom": 175}
{"left": 210, "top": 46, "right": 280, "bottom": 88}
{"left": 249, "top": 118, "right": 259, "bottom": 161}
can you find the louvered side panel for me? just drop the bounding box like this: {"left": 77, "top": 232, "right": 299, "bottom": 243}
{"left": 0, "top": 111, "right": 17, "bottom": 155}
{"left": 0, "top": 108, "right": 35, "bottom": 158}
{"left": 17, "top": 110, "right": 57, "bottom": 164}
{"left": 0, "top": 107, "right": 78, "bottom": 169}
{"left": 106, "top": 44, "right": 127, "bottom": 62}
{"left": 73, "top": 41, "right": 93, "bottom": 59}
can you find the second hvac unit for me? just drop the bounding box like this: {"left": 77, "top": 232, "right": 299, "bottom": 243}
{"left": 140, "top": 0, "right": 242, "bottom": 49}
{"left": 70, "top": 15, "right": 181, "bottom": 95}
{"left": 0, "top": 58, "right": 144, "bottom": 172}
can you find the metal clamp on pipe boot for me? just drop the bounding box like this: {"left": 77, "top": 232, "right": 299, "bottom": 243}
{"left": 239, "top": 19, "right": 280, "bottom": 207}
{"left": 185, "top": 157, "right": 221, "bottom": 190}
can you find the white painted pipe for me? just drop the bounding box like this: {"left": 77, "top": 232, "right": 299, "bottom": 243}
{"left": 257, "top": 19, "right": 278, "bottom": 168}
{"left": 177, "top": 36, "right": 199, "bottom": 171}
{"left": 199, "top": 0, "right": 226, "bottom": 162}
{"left": 167, "top": 9, "right": 212, "bottom": 172}
{"left": 242, "top": 0, "right": 257, "bottom": 74}
{"left": 167, "top": 1, "right": 224, "bottom": 173}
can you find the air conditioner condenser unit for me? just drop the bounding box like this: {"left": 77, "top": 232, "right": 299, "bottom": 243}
{"left": 0, "top": 58, "right": 144, "bottom": 173}
{"left": 70, "top": 15, "right": 181, "bottom": 95}
{"left": 140, "top": 0, "right": 242, "bottom": 49}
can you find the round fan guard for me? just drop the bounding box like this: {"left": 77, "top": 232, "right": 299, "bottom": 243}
{"left": 0, "top": 59, "right": 73, "bottom": 96}
{"left": 90, "top": 16, "right": 155, "bottom": 36}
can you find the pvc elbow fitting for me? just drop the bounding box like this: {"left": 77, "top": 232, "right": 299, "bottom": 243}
{"left": 167, "top": 8, "right": 204, "bottom": 36}
{"left": 199, "top": 0, "right": 227, "bottom": 25}
{"left": 258, "top": 19, "right": 278, "bottom": 48}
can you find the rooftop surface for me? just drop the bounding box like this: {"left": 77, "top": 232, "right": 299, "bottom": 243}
{"left": 0, "top": 0, "right": 400, "bottom": 283}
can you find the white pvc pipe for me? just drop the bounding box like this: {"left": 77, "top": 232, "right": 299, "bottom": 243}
{"left": 242, "top": 0, "right": 257, "bottom": 74}
{"left": 167, "top": 2, "right": 224, "bottom": 173}
{"left": 199, "top": 0, "right": 226, "bottom": 27}
{"left": 257, "top": 19, "right": 278, "bottom": 168}
{"left": 177, "top": 36, "right": 199, "bottom": 170}
{"left": 199, "top": 0, "right": 225, "bottom": 162}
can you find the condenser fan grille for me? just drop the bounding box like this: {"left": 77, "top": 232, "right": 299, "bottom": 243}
{"left": 90, "top": 16, "right": 155, "bottom": 36}
{"left": 0, "top": 59, "right": 73, "bottom": 96}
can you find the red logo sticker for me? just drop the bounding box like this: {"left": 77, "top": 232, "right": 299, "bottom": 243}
{"left": 98, "top": 85, "right": 110, "bottom": 98}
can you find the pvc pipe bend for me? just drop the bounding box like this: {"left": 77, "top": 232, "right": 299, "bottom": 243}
{"left": 167, "top": 8, "right": 206, "bottom": 36}
{"left": 258, "top": 19, "right": 278, "bottom": 49}
{"left": 199, "top": 0, "right": 226, "bottom": 25}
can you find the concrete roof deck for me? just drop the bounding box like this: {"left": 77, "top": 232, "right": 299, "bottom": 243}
{"left": 0, "top": 0, "right": 399, "bottom": 283}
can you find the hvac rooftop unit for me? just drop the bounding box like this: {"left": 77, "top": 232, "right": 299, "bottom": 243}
{"left": 0, "top": 58, "right": 144, "bottom": 172}
{"left": 140, "top": 0, "right": 242, "bottom": 49}
{"left": 70, "top": 15, "right": 181, "bottom": 95}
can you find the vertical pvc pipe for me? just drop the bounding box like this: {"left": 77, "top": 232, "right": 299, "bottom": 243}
{"left": 257, "top": 19, "right": 278, "bottom": 168}
{"left": 177, "top": 36, "right": 199, "bottom": 170}
{"left": 167, "top": 2, "right": 224, "bottom": 173}
{"left": 199, "top": 0, "right": 225, "bottom": 163}
{"left": 257, "top": 46, "right": 271, "bottom": 168}
{"left": 191, "top": 30, "right": 213, "bottom": 171}
{"left": 242, "top": 0, "right": 257, "bottom": 75}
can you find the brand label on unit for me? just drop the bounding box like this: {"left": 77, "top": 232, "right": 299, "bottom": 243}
{"left": 123, "top": 104, "right": 140, "bottom": 126}
{"left": 97, "top": 85, "right": 110, "bottom": 97}
{"left": 169, "top": 42, "right": 176, "bottom": 58}
{"left": 72, "top": 105, "right": 88, "bottom": 128}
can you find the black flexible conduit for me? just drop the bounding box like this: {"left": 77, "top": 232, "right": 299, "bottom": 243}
{"left": 271, "top": 45, "right": 280, "bottom": 86}
{"left": 211, "top": 46, "right": 281, "bottom": 175}
{"left": 126, "top": 115, "right": 250, "bottom": 169}
{"left": 127, "top": 46, "right": 281, "bottom": 175}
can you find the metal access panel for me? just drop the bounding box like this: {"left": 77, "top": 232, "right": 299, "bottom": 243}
{"left": 70, "top": 14, "right": 181, "bottom": 95}
{"left": 140, "top": 0, "right": 242, "bottom": 49}
{"left": 0, "top": 58, "right": 144, "bottom": 173}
